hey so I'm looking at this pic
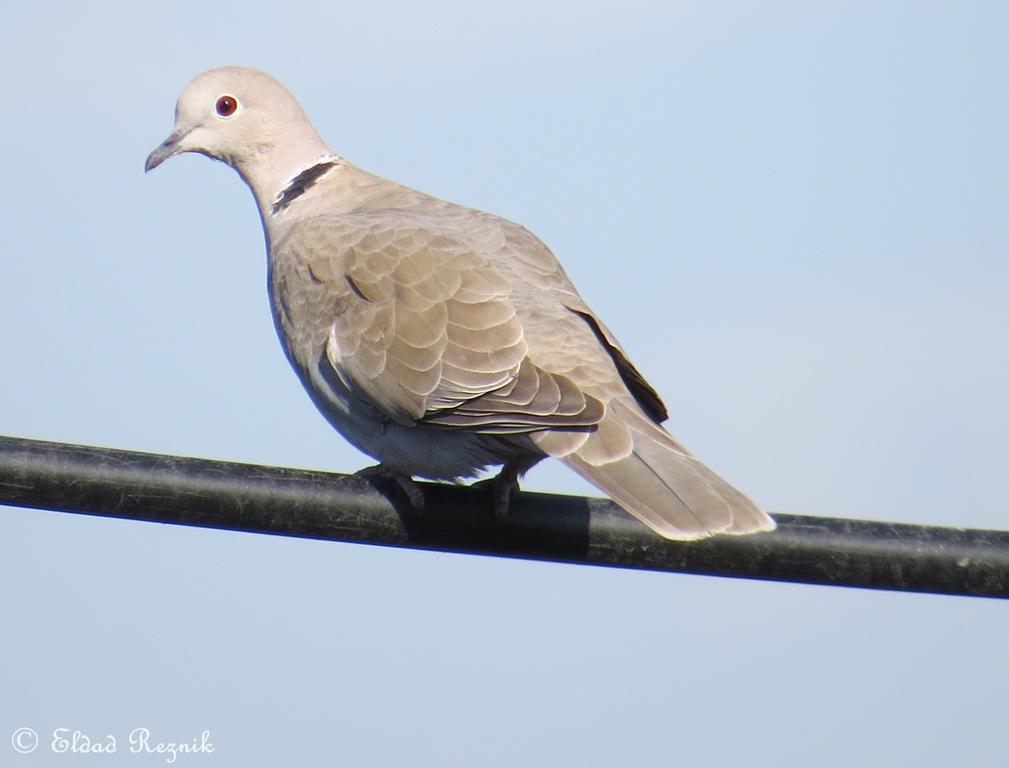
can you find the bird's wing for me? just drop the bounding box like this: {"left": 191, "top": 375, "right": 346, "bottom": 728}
{"left": 288, "top": 214, "right": 603, "bottom": 433}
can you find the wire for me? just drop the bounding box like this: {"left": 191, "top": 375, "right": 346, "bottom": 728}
{"left": 0, "top": 434, "right": 1006, "bottom": 599}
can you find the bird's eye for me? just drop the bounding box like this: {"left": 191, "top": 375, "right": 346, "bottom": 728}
{"left": 215, "top": 95, "right": 238, "bottom": 118}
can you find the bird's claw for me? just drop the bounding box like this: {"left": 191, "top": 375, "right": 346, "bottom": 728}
{"left": 473, "top": 465, "right": 522, "bottom": 521}
{"left": 355, "top": 464, "right": 425, "bottom": 508}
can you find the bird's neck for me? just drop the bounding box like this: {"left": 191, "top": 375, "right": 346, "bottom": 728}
{"left": 230, "top": 128, "right": 339, "bottom": 224}
{"left": 266, "top": 156, "right": 344, "bottom": 218}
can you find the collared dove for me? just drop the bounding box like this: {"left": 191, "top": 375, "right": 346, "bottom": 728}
{"left": 146, "top": 66, "right": 774, "bottom": 540}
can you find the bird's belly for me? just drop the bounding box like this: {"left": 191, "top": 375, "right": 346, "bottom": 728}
{"left": 358, "top": 421, "right": 506, "bottom": 481}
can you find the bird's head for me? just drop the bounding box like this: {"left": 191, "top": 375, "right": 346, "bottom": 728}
{"left": 145, "top": 67, "right": 334, "bottom": 206}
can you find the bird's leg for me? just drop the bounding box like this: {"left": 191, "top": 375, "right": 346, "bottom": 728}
{"left": 475, "top": 459, "right": 537, "bottom": 521}
{"left": 354, "top": 464, "right": 425, "bottom": 508}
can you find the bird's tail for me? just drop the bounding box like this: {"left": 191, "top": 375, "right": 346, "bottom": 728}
{"left": 532, "top": 398, "right": 774, "bottom": 540}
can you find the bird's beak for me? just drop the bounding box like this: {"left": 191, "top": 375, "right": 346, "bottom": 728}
{"left": 145, "top": 127, "right": 191, "bottom": 173}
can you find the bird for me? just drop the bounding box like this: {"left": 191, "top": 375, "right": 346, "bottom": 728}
{"left": 145, "top": 66, "right": 774, "bottom": 540}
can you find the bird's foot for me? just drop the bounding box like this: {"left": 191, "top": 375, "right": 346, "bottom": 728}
{"left": 354, "top": 464, "right": 425, "bottom": 508}
{"left": 473, "top": 463, "right": 523, "bottom": 521}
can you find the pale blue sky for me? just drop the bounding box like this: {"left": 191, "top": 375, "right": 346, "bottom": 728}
{"left": 1, "top": 2, "right": 1007, "bottom": 765}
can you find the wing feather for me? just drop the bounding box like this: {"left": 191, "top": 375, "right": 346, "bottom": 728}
{"left": 296, "top": 217, "right": 603, "bottom": 434}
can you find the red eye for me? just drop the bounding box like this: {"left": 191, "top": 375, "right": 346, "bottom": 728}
{"left": 215, "top": 95, "right": 238, "bottom": 117}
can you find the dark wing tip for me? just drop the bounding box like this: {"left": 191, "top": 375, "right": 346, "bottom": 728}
{"left": 568, "top": 308, "right": 668, "bottom": 424}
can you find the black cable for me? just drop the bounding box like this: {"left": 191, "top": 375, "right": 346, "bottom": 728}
{"left": 0, "top": 434, "right": 1006, "bottom": 599}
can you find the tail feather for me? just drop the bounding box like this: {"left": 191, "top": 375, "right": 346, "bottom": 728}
{"left": 538, "top": 398, "right": 775, "bottom": 540}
